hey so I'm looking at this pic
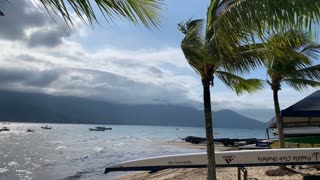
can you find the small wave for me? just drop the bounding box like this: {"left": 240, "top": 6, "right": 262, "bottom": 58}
{"left": 8, "top": 161, "right": 18, "bottom": 166}
{"left": 56, "top": 146, "right": 66, "bottom": 150}
{"left": 94, "top": 147, "right": 103, "bottom": 152}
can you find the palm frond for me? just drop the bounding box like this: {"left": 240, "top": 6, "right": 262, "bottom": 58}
{"left": 216, "top": 71, "right": 265, "bottom": 95}
{"left": 300, "top": 44, "right": 320, "bottom": 60}
{"left": 36, "top": 0, "right": 164, "bottom": 28}
{"left": 179, "top": 19, "right": 206, "bottom": 75}
{"left": 295, "top": 65, "right": 320, "bottom": 80}
{"left": 209, "top": 0, "right": 320, "bottom": 52}
{"left": 267, "top": 30, "right": 311, "bottom": 49}
{"left": 221, "top": 43, "right": 268, "bottom": 73}
{"left": 283, "top": 78, "right": 320, "bottom": 91}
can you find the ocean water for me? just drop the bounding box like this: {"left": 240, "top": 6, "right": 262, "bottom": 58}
{"left": 0, "top": 123, "right": 267, "bottom": 180}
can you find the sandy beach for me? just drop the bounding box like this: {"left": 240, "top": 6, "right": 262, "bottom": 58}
{"left": 116, "top": 166, "right": 320, "bottom": 180}
{"left": 116, "top": 141, "right": 320, "bottom": 180}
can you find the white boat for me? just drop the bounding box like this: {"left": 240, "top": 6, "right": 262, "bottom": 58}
{"left": 272, "top": 126, "right": 320, "bottom": 137}
{"left": 105, "top": 148, "right": 320, "bottom": 174}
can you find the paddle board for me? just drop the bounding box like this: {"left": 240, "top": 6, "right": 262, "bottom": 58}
{"left": 105, "top": 148, "right": 320, "bottom": 173}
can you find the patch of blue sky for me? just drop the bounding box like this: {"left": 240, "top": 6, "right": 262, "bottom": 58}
{"left": 71, "top": 0, "right": 209, "bottom": 50}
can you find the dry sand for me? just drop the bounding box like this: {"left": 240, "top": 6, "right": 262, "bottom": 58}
{"left": 116, "top": 166, "right": 320, "bottom": 180}
{"left": 115, "top": 141, "right": 320, "bottom": 180}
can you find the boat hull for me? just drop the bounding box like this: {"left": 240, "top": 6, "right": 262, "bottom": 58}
{"left": 105, "top": 148, "right": 320, "bottom": 174}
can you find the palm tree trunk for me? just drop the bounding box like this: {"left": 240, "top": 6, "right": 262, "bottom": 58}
{"left": 273, "top": 89, "right": 285, "bottom": 148}
{"left": 203, "top": 81, "right": 216, "bottom": 180}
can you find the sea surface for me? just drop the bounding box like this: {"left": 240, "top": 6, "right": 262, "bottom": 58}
{"left": 0, "top": 123, "right": 267, "bottom": 180}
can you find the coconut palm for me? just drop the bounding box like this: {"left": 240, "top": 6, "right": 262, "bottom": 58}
{"left": 179, "top": 19, "right": 264, "bottom": 180}
{"left": 180, "top": 1, "right": 320, "bottom": 179}
{"left": 260, "top": 31, "right": 320, "bottom": 149}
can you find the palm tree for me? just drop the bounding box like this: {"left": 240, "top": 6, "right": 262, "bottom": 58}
{"left": 180, "top": 0, "right": 320, "bottom": 179}
{"left": 179, "top": 19, "right": 264, "bottom": 180}
{"left": 260, "top": 31, "right": 320, "bottom": 149}
{"left": 1, "top": 0, "right": 164, "bottom": 28}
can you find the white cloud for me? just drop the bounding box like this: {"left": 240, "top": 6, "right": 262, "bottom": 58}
{"left": 0, "top": 0, "right": 318, "bottom": 122}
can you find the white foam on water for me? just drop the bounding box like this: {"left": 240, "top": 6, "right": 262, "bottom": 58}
{"left": 8, "top": 161, "right": 18, "bottom": 166}
{"left": 0, "top": 167, "right": 9, "bottom": 174}
{"left": 16, "top": 170, "right": 29, "bottom": 173}
{"left": 94, "top": 147, "right": 103, "bottom": 152}
{"left": 56, "top": 146, "right": 66, "bottom": 150}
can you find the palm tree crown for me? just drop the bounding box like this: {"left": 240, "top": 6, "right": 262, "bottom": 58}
{"left": 255, "top": 30, "right": 320, "bottom": 150}
{"left": 179, "top": 19, "right": 263, "bottom": 92}
{"left": 264, "top": 31, "right": 320, "bottom": 91}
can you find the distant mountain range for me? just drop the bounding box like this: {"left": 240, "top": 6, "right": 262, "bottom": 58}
{"left": 0, "top": 90, "right": 265, "bottom": 129}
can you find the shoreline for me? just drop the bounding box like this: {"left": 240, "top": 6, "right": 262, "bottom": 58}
{"left": 114, "top": 141, "right": 320, "bottom": 180}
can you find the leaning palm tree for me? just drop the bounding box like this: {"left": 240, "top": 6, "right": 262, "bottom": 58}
{"left": 180, "top": 1, "right": 320, "bottom": 179}
{"left": 179, "top": 19, "right": 264, "bottom": 180}
{"left": 260, "top": 31, "right": 320, "bottom": 149}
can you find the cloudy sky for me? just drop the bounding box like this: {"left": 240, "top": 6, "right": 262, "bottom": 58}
{"left": 0, "top": 0, "right": 318, "bottom": 122}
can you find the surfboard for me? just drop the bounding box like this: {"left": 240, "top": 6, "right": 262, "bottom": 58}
{"left": 105, "top": 148, "right": 320, "bottom": 174}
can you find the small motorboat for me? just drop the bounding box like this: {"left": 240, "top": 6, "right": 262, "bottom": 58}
{"left": 96, "top": 126, "right": 112, "bottom": 131}
{"left": 26, "top": 129, "right": 34, "bottom": 133}
{"left": 89, "top": 126, "right": 112, "bottom": 131}
{"left": 89, "top": 128, "right": 105, "bottom": 131}
{"left": 0, "top": 127, "right": 10, "bottom": 132}
{"left": 41, "top": 125, "right": 52, "bottom": 130}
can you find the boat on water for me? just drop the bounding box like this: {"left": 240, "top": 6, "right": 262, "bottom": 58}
{"left": 89, "top": 126, "right": 112, "bottom": 131}
{"left": 0, "top": 127, "right": 10, "bottom": 132}
{"left": 41, "top": 125, "right": 52, "bottom": 129}
{"left": 26, "top": 129, "right": 34, "bottom": 133}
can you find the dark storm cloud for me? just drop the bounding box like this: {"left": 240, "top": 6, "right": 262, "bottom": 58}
{"left": 27, "top": 23, "right": 72, "bottom": 47}
{"left": 0, "top": 1, "right": 46, "bottom": 40}
{"left": 25, "top": 69, "right": 61, "bottom": 87}
{"left": 0, "top": 67, "right": 60, "bottom": 87}
{"left": 0, "top": 0, "right": 71, "bottom": 47}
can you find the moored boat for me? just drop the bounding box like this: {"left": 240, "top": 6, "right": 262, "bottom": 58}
{"left": 96, "top": 126, "right": 112, "bottom": 131}
{"left": 0, "top": 127, "right": 10, "bottom": 132}
{"left": 89, "top": 128, "right": 105, "bottom": 131}
{"left": 41, "top": 125, "right": 52, "bottom": 129}
{"left": 89, "top": 126, "right": 112, "bottom": 131}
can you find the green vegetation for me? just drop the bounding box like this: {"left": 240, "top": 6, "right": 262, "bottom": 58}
{"left": 256, "top": 31, "right": 320, "bottom": 149}
{"left": 180, "top": 1, "right": 320, "bottom": 180}
{"left": 7, "top": 0, "right": 165, "bottom": 28}
{"left": 178, "top": 18, "right": 263, "bottom": 180}
{"left": 272, "top": 141, "right": 320, "bottom": 149}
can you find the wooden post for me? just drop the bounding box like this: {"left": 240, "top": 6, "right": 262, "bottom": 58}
{"left": 243, "top": 167, "right": 248, "bottom": 180}
{"left": 238, "top": 167, "right": 241, "bottom": 180}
